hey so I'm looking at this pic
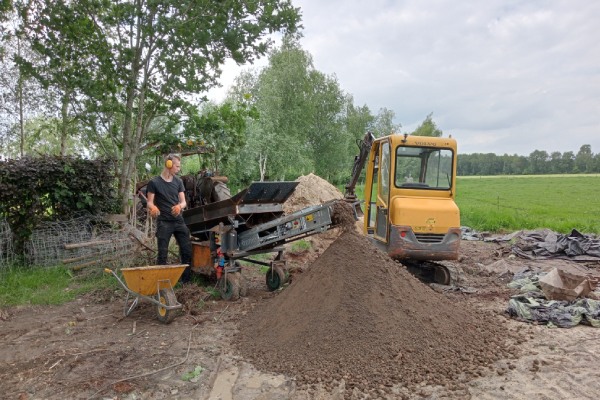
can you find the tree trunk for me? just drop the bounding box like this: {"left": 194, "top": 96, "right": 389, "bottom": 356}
{"left": 60, "top": 91, "right": 69, "bottom": 156}
{"left": 17, "top": 37, "right": 24, "bottom": 158}
{"left": 259, "top": 153, "right": 267, "bottom": 181}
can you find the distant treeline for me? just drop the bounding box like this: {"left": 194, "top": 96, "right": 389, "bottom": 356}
{"left": 458, "top": 145, "right": 599, "bottom": 175}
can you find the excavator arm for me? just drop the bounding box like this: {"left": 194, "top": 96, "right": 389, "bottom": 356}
{"left": 344, "top": 131, "right": 375, "bottom": 216}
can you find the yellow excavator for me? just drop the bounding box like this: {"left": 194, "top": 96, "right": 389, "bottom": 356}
{"left": 344, "top": 132, "right": 461, "bottom": 284}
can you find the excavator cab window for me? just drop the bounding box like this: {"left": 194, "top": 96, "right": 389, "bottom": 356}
{"left": 395, "top": 147, "right": 454, "bottom": 190}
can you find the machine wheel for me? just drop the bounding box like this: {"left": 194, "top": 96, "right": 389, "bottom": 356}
{"left": 220, "top": 274, "right": 240, "bottom": 301}
{"left": 156, "top": 288, "right": 177, "bottom": 324}
{"left": 265, "top": 266, "right": 287, "bottom": 291}
{"left": 433, "top": 264, "right": 451, "bottom": 286}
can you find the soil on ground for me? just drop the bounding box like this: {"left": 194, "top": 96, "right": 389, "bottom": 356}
{"left": 2, "top": 174, "right": 600, "bottom": 400}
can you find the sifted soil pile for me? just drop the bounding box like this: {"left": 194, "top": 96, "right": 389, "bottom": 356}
{"left": 283, "top": 173, "right": 343, "bottom": 214}
{"left": 236, "top": 230, "right": 518, "bottom": 395}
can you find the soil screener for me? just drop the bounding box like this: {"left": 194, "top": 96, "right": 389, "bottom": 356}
{"left": 183, "top": 181, "right": 341, "bottom": 299}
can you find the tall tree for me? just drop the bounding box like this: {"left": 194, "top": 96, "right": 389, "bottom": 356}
{"left": 575, "top": 144, "right": 593, "bottom": 173}
{"left": 560, "top": 151, "right": 575, "bottom": 173}
{"left": 0, "top": 5, "right": 57, "bottom": 158}
{"left": 371, "top": 107, "right": 400, "bottom": 137}
{"left": 529, "top": 150, "right": 549, "bottom": 174}
{"left": 19, "top": 0, "right": 301, "bottom": 213}
{"left": 412, "top": 112, "right": 442, "bottom": 137}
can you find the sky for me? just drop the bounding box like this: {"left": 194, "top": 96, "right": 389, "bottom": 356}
{"left": 208, "top": 0, "right": 600, "bottom": 156}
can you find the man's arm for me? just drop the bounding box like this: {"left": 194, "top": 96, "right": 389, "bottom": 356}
{"left": 178, "top": 192, "right": 187, "bottom": 209}
{"left": 146, "top": 191, "right": 160, "bottom": 217}
{"left": 171, "top": 191, "right": 187, "bottom": 217}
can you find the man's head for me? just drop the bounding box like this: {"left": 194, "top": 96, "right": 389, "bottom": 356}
{"left": 165, "top": 154, "right": 182, "bottom": 175}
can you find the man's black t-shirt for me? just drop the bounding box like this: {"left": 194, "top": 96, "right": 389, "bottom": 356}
{"left": 147, "top": 176, "right": 185, "bottom": 222}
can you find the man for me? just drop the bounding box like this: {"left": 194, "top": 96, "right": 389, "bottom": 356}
{"left": 146, "top": 154, "right": 192, "bottom": 282}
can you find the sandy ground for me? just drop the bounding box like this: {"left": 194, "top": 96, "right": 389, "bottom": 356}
{"left": 2, "top": 236, "right": 600, "bottom": 400}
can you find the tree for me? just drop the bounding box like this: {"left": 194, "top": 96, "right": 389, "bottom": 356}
{"left": 371, "top": 107, "right": 400, "bottom": 138}
{"left": 549, "top": 151, "right": 562, "bottom": 174}
{"left": 412, "top": 112, "right": 442, "bottom": 137}
{"left": 0, "top": 6, "right": 57, "bottom": 158}
{"left": 18, "top": 0, "right": 301, "bottom": 213}
{"left": 575, "top": 144, "right": 593, "bottom": 173}
{"left": 529, "top": 150, "right": 549, "bottom": 174}
{"left": 229, "top": 36, "right": 315, "bottom": 181}
{"left": 561, "top": 151, "right": 575, "bottom": 173}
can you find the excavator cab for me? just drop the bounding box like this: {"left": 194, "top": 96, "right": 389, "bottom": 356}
{"left": 346, "top": 132, "right": 461, "bottom": 284}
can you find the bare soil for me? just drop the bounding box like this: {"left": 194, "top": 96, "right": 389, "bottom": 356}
{"left": 2, "top": 174, "right": 600, "bottom": 399}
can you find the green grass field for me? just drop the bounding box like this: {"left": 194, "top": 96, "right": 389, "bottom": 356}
{"left": 456, "top": 174, "right": 600, "bottom": 234}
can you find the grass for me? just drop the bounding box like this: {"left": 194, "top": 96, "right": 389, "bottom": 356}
{"left": 457, "top": 175, "right": 600, "bottom": 234}
{"left": 289, "top": 239, "right": 311, "bottom": 253}
{"left": 0, "top": 264, "right": 117, "bottom": 307}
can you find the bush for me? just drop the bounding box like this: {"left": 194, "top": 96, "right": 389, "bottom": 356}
{"left": 0, "top": 156, "right": 120, "bottom": 255}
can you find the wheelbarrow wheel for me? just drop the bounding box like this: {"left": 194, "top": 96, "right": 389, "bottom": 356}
{"left": 220, "top": 274, "right": 240, "bottom": 301}
{"left": 265, "top": 266, "right": 287, "bottom": 291}
{"left": 156, "top": 288, "right": 177, "bottom": 324}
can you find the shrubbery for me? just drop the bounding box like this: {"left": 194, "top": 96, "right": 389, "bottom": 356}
{"left": 0, "top": 156, "right": 120, "bottom": 255}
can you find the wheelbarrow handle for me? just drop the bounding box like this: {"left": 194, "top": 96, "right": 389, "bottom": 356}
{"left": 104, "top": 268, "right": 113, "bottom": 274}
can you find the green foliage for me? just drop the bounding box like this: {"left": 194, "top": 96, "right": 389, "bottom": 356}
{"left": 228, "top": 36, "right": 362, "bottom": 185}
{"left": 456, "top": 175, "right": 600, "bottom": 234}
{"left": 458, "top": 145, "right": 600, "bottom": 176}
{"left": 289, "top": 239, "right": 311, "bottom": 253}
{"left": 0, "top": 156, "right": 119, "bottom": 253}
{"left": 181, "top": 365, "right": 204, "bottom": 382}
{"left": 17, "top": 0, "right": 302, "bottom": 212}
{"left": 0, "top": 264, "right": 116, "bottom": 307}
{"left": 411, "top": 112, "right": 442, "bottom": 137}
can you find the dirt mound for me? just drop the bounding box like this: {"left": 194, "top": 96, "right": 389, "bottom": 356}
{"left": 284, "top": 173, "right": 343, "bottom": 214}
{"left": 235, "top": 231, "right": 518, "bottom": 396}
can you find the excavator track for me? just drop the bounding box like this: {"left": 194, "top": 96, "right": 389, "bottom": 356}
{"left": 400, "top": 259, "right": 462, "bottom": 286}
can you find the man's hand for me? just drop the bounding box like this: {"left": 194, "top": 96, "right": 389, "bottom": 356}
{"left": 149, "top": 205, "right": 160, "bottom": 218}
{"left": 171, "top": 204, "right": 182, "bottom": 216}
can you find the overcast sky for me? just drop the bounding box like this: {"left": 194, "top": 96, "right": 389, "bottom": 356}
{"left": 209, "top": 0, "right": 600, "bottom": 156}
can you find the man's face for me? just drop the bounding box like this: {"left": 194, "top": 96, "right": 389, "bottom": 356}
{"left": 170, "top": 159, "right": 181, "bottom": 175}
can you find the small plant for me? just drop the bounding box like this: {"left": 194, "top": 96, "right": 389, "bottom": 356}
{"left": 289, "top": 239, "right": 311, "bottom": 253}
{"left": 205, "top": 286, "right": 221, "bottom": 299}
{"left": 259, "top": 265, "right": 270, "bottom": 274}
{"left": 181, "top": 365, "right": 203, "bottom": 382}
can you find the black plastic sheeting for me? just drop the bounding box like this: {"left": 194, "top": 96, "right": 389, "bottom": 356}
{"left": 511, "top": 229, "right": 600, "bottom": 261}
{"left": 507, "top": 294, "right": 600, "bottom": 328}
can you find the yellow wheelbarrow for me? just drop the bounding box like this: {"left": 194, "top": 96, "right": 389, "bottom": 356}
{"left": 105, "top": 264, "right": 188, "bottom": 324}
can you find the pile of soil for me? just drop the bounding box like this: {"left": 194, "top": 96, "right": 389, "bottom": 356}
{"left": 283, "top": 173, "right": 343, "bottom": 214}
{"left": 235, "top": 230, "right": 518, "bottom": 396}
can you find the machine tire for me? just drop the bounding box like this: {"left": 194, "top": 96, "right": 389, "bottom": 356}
{"left": 265, "top": 266, "right": 287, "bottom": 291}
{"left": 156, "top": 288, "right": 177, "bottom": 324}
{"left": 220, "top": 274, "right": 240, "bottom": 301}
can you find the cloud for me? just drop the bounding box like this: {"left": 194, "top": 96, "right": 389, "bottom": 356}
{"left": 210, "top": 0, "right": 600, "bottom": 156}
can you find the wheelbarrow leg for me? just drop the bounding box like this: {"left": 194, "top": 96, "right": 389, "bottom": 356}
{"left": 124, "top": 292, "right": 140, "bottom": 317}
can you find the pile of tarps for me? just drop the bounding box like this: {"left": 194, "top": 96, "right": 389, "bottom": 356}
{"left": 508, "top": 294, "right": 600, "bottom": 328}
{"left": 495, "top": 228, "right": 600, "bottom": 261}
{"left": 506, "top": 268, "right": 600, "bottom": 328}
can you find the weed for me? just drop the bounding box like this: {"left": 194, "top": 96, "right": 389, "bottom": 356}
{"left": 289, "top": 239, "right": 311, "bottom": 253}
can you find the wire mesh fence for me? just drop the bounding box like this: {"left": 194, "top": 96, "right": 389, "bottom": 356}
{"left": 25, "top": 213, "right": 149, "bottom": 270}
{"left": 0, "top": 218, "right": 14, "bottom": 268}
